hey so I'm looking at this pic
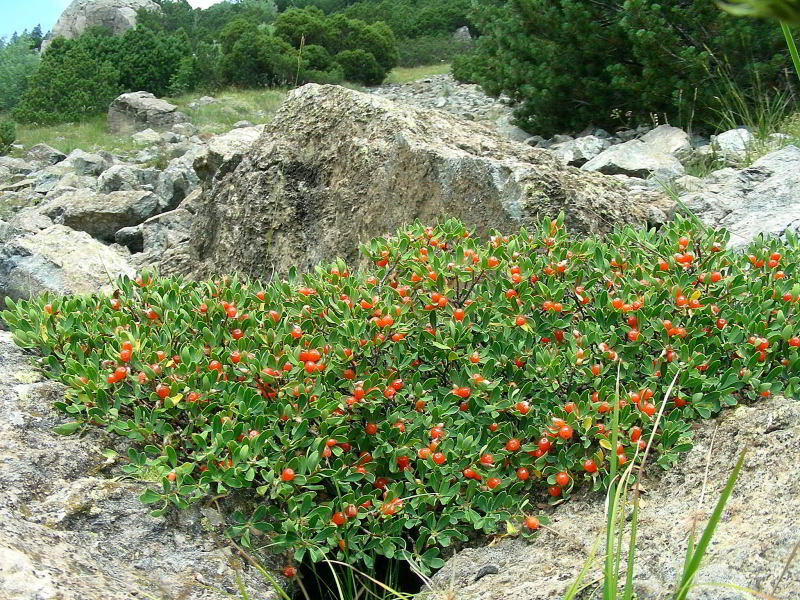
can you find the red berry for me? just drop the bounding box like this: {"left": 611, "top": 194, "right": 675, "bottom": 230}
{"left": 506, "top": 438, "right": 520, "bottom": 452}
{"left": 516, "top": 467, "right": 529, "bottom": 481}
{"left": 555, "top": 471, "right": 569, "bottom": 487}
{"left": 281, "top": 468, "right": 295, "bottom": 482}
{"left": 524, "top": 515, "right": 540, "bottom": 531}
{"left": 583, "top": 459, "right": 597, "bottom": 473}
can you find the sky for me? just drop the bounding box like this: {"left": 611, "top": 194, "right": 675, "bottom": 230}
{"left": 0, "top": 0, "right": 224, "bottom": 41}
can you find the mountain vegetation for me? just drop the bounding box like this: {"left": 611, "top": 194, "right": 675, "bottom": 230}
{"left": 1, "top": 0, "right": 473, "bottom": 125}
{"left": 452, "top": 0, "right": 798, "bottom": 136}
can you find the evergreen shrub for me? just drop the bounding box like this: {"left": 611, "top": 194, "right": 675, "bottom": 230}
{"left": 455, "top": 0, "right": 796, "bottom": 136}
{"left": 4, "top": 215, "right": 799, "bottom": 574}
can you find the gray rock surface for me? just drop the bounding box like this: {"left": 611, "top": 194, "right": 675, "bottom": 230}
{"left": 549, "top": 135, "right": 611, "bottom": 167}
{"left": 431, "top": 395, "right": 800, "bottom": 600}
{"left": 0, "top": 331, "right": 280, "bottom": 600}
{"left": 680, "top": 145, "right": 800, "bottom": 249}
{"left": 639, "top": 124, "right": 691, "bottom": 158}
{"left": 368, "top": 74, "right": 521, "bottom": 140}
{"left": 192, "top": 126, "right": 265, "bottom": 184}
{"left": 131, "top": 128, "right": 162, "bottom": 145}
{"left": 0, "top": 225, "right": 133, "bottom": 305}
{"left": 108, "top": 91, "right": 190, "bottom": 134}
{"left": 62, "top": 149, "right": 110, "bottom": 176}
{"left": 39, "top": 190, "right": 160, "bottom": 241}
{"left": 188, "top": 96, "right": 216, "bottom": 109}
{"left": 155, "top": 149, "right": 204, "bottom": 211}
{"left": 97, "top": 164, "right": 159, "bottom": 193}
{"left": 24, "top": 144, "right": 67, "bottom": 166}
{"left": 713, "top": 128, "right": 753, "bottom": 160}
{"left": 44, "top": 0, "right": 159, "bottom": 48}
{"left": 582, "top": 139, "right": 686, "bottom": 180}
{"left": 0, "top": 156, "right": 35, "bottom": 175}
{"left": 0, "top": 191, "right": 39, "bottom": 221}
{"left": 166, "top": 84, "right": 673, "bottom": 280}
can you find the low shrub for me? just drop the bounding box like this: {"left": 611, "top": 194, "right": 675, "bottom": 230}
{"left": 456, "top": 0, "right": 796, "bottom": 136}
{"left": 3, "top": 215, "right": 799, "bottom": 575}
{"left": 0, "top": 120, "right": 15, "bottom": 155}
{"left": 335, "top": 49, "right": 385, "bottom": 85}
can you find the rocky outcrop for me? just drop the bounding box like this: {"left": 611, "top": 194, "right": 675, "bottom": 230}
{"left": 39, "top": 189, "right": 161, "bottom": 241}
{"left": 172, "top": 84, "right": 673, "bottom": 279}
{"left": 368, "top": 74, "right": 524, "bottom": 141}
{"left": 431, "top": 395, "right": 800, "bottom": 600}
{"left": 24, "top": 144, "right": 66, "bottom": 167}
{"left": 192, "top": 125, "right": 265, "bottom": 184}
{"left": 0, "top": 224, "right": 134, "bottom": 306}
{"left": 582, "top": 139, "right": 686, "bottom": 180}
{"left": 0, "top": 331, "right": 280, "bottom": 600}
{"left": 44, "top": 0, "right": 159, "bottom": 49}
{"left": 678, "top": 145, "right": 800, "bottom": 249}
{"left": 108, "top": 91, "right": 190, "bottom": 134}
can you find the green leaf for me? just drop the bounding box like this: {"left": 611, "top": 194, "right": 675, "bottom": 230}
{"left": 52, "top": 422, "right": 82, "bottom": 436}
{"left": 139, "top": 489, "right": 162, "bottom": 504}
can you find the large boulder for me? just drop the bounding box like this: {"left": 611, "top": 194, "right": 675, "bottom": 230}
{"left": 44, "top": 0, "right": 159, "bottom": 49}
{"left": 639, "top": 124, "right": 691, "bottom": 158}
{"left": 39, "top": 190, "right": 161, "bottom": 242}
{"left": 108, "top": 91, "right": 190, "bottom": 134}
{"left": 170, "top": 84, "right": 672, "bottom": 279}
{"left": 0, "top": 331, "right": 280, "bottom": 600}
{"left": 0, "top": 225, "right": 134, "bottom": 306}
{"left": 192, "top": 125, "right": 265, "bottom": 184}
{"left": 431, "top": 394, "right": 800, "bottom": 600}
{"left": 582, "top": 139, "right": 686, "bottom": 181}
{"left": 680, "top": 145, "right": 800, "bottom": 249}
{"left": 549, "top": 135, "right": 611, "bottom": 167}
{"left": 97, "top": 164, "right": 159, "bottom": 193}
{"left": 24, "top": 144, "right": 67, "bottom": 167}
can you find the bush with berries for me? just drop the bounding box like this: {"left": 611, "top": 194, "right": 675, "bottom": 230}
{"left": 3, "top": 215, "right": 799, "bottom": 574}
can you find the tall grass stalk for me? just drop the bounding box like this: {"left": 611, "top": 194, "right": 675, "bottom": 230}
{"left": 782, "top": 22, "right": 800, "bottom": 82}
{"left": 565, "top": 365, "right": 767, "bottom": 600}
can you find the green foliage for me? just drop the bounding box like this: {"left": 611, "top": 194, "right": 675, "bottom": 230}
{"left": 11, "top": 22, "right": 192, "bottom": 124}
{"left": 117, "top": 27, "right": 192, "bottom": 97}
{"left": 335, "top": 49, "right": 383, "bottom": 85}
{"left": 12, "top": 36, "right": 123, "bottom": 124}
{"left": 0, "top": 120, "right": 16, "bottom": 156}
{"left": 0, "top": 34, "right": 41, "bottom": 112}
{"left": 169, "top": 42, "right": 225, "bottom": 95}
{"left": 396, "top": 33, "right": 471, "bottom": 68}
{"left": 717, "top": 0, "right": 800, "bottom": 24}
{"left": 221, "top": 31, "right": 298, "bottom": 87}
{"left": 456, "top": 0, "right": 797, "bottom": 136}
{"left": 139, "top": 0, "right": 278, "bottom": 43}
{"left": 340, "top": 0, "right": 471, "bottom": 38}
{"left": 274, "top": 7, "right": 397, "bottom": 83}
{"left": 274, "top": 6, "right": 334, "bottom": 46}
{"left": 4, "top": 216, "right": 800, "bottom": 575}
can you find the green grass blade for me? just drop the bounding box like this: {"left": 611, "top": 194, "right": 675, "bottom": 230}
{"left": 563, "top": 535, "right": 600, "bottom": 600}
{"left": 604, "top": 363, "right": 623, "bottom": 600}
{"left": 674, "top": 450, "right": 747, "bottom": 600}
{"left": 781, "top": 21, "right": 800, "bottom": 83}
{"left": 621, "top": 494, "right": 638, "bottom": 600}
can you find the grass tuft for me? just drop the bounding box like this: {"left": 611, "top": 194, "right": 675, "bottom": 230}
{"left": 384, "top": 64, "right": 451, "bottom": 85}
